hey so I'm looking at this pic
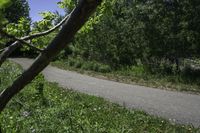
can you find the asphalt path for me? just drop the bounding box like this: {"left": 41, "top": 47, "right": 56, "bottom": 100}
{"left": 11, "top": 58, "right": 200, "bottom": 127}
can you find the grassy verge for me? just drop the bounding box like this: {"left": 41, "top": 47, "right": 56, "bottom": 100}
{"left": 52, "top": 60, "right": 200, "bottom": 94}
{"left": 0, "top": 61, "right": 199, "bottom": 132}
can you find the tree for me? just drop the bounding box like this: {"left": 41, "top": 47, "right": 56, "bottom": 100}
{"left": 0, "top": 0, "right": 10, "bottom": 28}
{"left": 0, "top": 0, "right": 10, "bottom": 51}
{"left": 0, "top": 13, "right": 69, "bottom": 67}
{"left": 0, "top": 0, "right": 102, "bottom": 113}
{"left": 0, "top": 0, "right": 109, "bottom": 67}
{"left": 67, "top": 0, "right": 200, "bottom": 72}
{"left": 4, "top": 0, "right": 30, "bottom": 23}
{"left": 0, "top": 0, "right": 30, "bottom": 57}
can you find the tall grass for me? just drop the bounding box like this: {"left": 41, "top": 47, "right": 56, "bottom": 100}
{"left": 0, "top": 61, "right": 199, "bottom": 132}
{"left": 52, "top": 58, "right": 200, "bottom": 93}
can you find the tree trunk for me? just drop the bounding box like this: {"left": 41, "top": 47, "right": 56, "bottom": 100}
{"left": 0, "top": 14, "right": 70, "bottom": 67}
{"left": 0, "top": 0, "right": 102, "bottom": 113}
{"left": 0, "top": 41, "right": 21, "bottom": 67}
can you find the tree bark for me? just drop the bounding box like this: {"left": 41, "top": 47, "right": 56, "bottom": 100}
{"left": 0, "top": 0, "right": 102, "bottom": 113}
{"left": 0, "top": 14, "right": 70, "bottom": 67}
{"left": 0, "top": 41, "right": 21, "bottom": 66}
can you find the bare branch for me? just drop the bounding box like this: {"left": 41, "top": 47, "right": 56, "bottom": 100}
{"left": 0, "top": 14, "right": 69, "bottom": 52}
{"left": 0, "top": 14, "right": 69, "bottom": 43}
{"left": 0, "top": 0, "right": 102, "bottom": 113}
{"left": 22, "top": 41, "right": 44, "bottom": 53}
{"left": 0, "top": 42, "right": 21, "bottom": 67}
{"left": 0, "top": 14, "right": 69, "bottom": 66}
{"left": 23, "top": 14, "right": 70, "bottom": 40}
{"left": 0, "top": 30, "right": 43, "bottom": 52}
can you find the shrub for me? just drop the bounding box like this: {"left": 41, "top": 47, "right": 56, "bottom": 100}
{"left": 68, "top": 57, "right": 76, "bottom": 67}
{"left": 130, "top": 65, "right": 146, "bottom": 76}
{"left": 181, "top": 59, "right": 200, "bottom": 80}
{"left": 74, "top": 60, "right": 83, "bottom": 68}
{"left": 81, "top": 62, "right": 94, "bottom": 70}
{"left": 98, "top": 64, "right": 111, "bottom": 73}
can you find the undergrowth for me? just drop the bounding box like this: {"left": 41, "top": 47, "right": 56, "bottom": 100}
{"left": 0, "top": 61, "right": 199, "bottom": 132}
{"left": 52, "top": 58, "right": 200, "bottom": 93}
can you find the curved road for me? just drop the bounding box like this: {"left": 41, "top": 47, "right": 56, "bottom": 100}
{"left": 11, "top": 58, "right": 200, "bottom": 127}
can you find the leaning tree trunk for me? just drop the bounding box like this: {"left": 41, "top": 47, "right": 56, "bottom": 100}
{"left": 0, "top": 0, "right": 102, "bottom": 113}
{"left": 0, "top": 41, "right": 21, "bottom": 66}
{"left": 0, "top": 14, "right": 70, "bottom": 67}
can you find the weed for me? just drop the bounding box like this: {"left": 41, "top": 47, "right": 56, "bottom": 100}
{"left": 0, "top": 61, "right": 199, "bottom": 132}
{"left": 52, "top": 59, "right": 200, "bottom": 93}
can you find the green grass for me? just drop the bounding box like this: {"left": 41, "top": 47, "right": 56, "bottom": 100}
{"left": 52, "top": 60, "right": 200, "bottom": 94}
{"left": 0, "top": 61, "right": 199, "bottom": 132}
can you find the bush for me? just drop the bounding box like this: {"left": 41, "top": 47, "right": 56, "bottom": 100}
{"left": 66, "top": 57, "right": 112, "bottom": 73}
{"left": 68, "top": 57, "right": 76, "bottom": 67}
{"left": 130, "top": 65, "right": 146, "bottom": 76}
{"left": 74, "top": 60, "right": 83, "bottom": 68}
{"left": 98, "top": 65, "right": 111, "bottom": 73}
{"left": 181, "top": 59, "right": 200, "bottom": 80}
{"left": 81, "top": 62, "right": 94, "bottom": 70}
{"left": 145, "top": 58, "right": 178, "bottom": 75}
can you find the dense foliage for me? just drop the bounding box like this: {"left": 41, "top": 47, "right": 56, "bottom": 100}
{"left": 59, "top": 0, "right": 200, "bottom": 74}
{"left": 0, "top": 0, "right": 30, "bottom": 51}
{"left": 0, "top": 0, "right": 10, "bottom": 28}
{"left": 4, "top": 0, "right": 30, "bottom": 23}
{"left": 1, "top": 1, "right": 200, "bottom": 131}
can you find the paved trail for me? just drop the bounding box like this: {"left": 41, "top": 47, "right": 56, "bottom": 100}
{"left": 11, "top": 58, "right": 200, "bottom": 127}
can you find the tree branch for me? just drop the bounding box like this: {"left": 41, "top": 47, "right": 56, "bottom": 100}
{"left": 0, "top": 41, "right": 21, "bottom": 66}
{"left": 0, "top": 14, "right": 70, "bottom": 42}
{"left": 0, "top": 30, "right": 44, "bottom": 52}
{"left": 22, "top": 14, "right": 70, "bottom": 40}
{"left": 0, "top": 0, "right": 102, "bottom": 113}
{"left": 0, "top": 14, "right": 70, "bottom": 66}
{"left": 0, "top": 14, "right": 69, "bottom": 49}
{"left": 22, "top": 41, "right": 44, "bottom": 53}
